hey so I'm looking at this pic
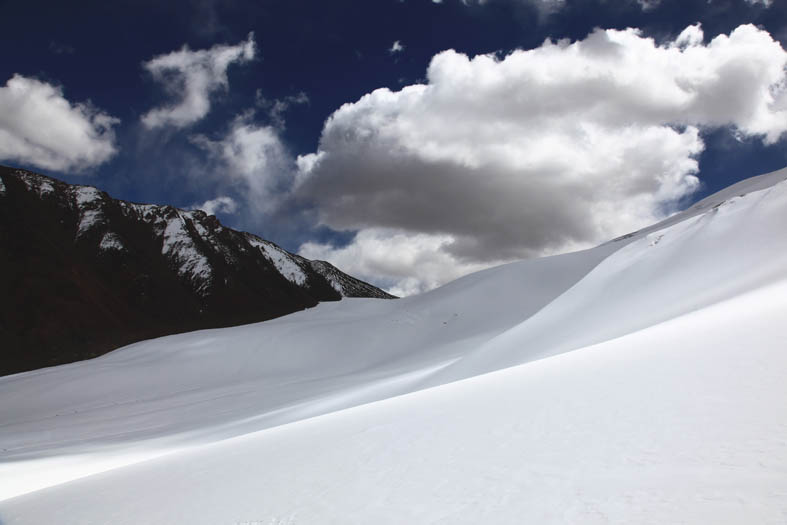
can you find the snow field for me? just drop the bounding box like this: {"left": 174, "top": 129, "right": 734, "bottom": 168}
{"left": 1, "top": 167, "right": 786, "bottom": 522}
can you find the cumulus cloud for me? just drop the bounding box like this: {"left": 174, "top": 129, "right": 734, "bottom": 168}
{"left": 193, "top": 195, "right": 238, "bottom": 216}
{"left": 191, "top": 113, "right": 291, "bottom": 212}
{"left": 300, "top": 228, "right": 491, "bottom": 297}
{"left": 141, "top": 33, "right": 255, "bottom": 129}
{"left": 390, "top": 40, "right": 405, "bottom": 54}
{"left": 296, "top": 24, "right": 787, "bottom": 295}
{"left": 743, "top": 0, "right": 772, "bottom": 6}
{"left": 0, "top": 74, "right": 119, "bottom": 172}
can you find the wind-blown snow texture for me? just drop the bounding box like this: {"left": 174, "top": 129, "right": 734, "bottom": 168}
{"left": 1, "top": 167, "right": 786, "bottom": 523}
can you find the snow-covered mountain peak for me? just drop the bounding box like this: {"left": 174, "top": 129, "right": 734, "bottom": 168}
{"left": 0, "top": 165, "right": 393, "bottom": 376}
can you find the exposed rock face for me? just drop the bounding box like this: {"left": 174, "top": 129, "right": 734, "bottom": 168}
{"left": 0, "top": 166, "right": 394, "bottom": 376}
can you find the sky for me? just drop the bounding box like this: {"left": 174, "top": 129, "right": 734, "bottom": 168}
{"left": 1, "top": 0, "right": 786, "bottom": 296}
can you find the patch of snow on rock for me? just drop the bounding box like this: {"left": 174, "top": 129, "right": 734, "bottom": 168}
{"left": 325, "top": 275, "right": 343, "bottom": 294}
{"left": 73, "top": 186, "right": 103, "bottom": 207}
{"left": 99, "top": 232, "right": 125, "bottom": 252}
{"left": 16, "top": 171, "right": 55, "bottom": 197}
{"left": 189, "top": 216, "right": 210, "bottom": 238}
{"left": 0, "top": 177, "right": 5, "bottom": 196}
{"left": 185, "top": 211, "right": 236, "bottom": 266}
{"left": 77, "top": 209, "right": 104, "bottom": 237}
{"left": 68, "top": 185, "right": 108, "bottom": 239}
{"left": 120, "top": 202, "right": 162, "bottom": 224}
{"left": 311, "top": 260, "right": 344, "bottom": 294}
{"left": 161, "top": 213, "right": 213, "bottom": 294}
{"left": 247, "top": 235, "right": 308, "bottom": 286}
{"left": 37, "top": 180, "right": 54, "bottom": 196}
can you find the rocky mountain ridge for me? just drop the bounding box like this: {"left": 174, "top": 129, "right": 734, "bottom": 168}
{"left": 0, "top": 165, "right": 393, "bottom": 376}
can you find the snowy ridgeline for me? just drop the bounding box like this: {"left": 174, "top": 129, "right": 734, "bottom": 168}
{"left": 7, "top": 168, "right": 392, "bottom": 299}
{"left": 1, "top": 167, "right": 395, "bottom": 378}
{"left": 0, "top": 167, "right": 786, "bottom": 523}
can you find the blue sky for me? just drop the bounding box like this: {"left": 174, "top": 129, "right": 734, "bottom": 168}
{"left": 1, "top": 0, "right": 786, "bottom": 294}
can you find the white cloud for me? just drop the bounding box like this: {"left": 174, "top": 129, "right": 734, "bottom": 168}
{"left": 671, "top": 23, "right": 704, "bottom": 48}
{"left": 636, "top": 0, "right": 661, "bottom": 10}
{"left": 256, "top": 90, "right": 309, "bottom": 129}
{"left": 191, "top": 113, "right": 291, "bottom": 212}
{"left": 300, "top": 228, "right": 490, "bottom": 296}
{"left": 390, "top": 41, "right": 405, "bottom": 54}
{"left": 743, "top": 0, "right": 772, "bottom": 6}
{"left": 193, "top": 195, "right": 238, "bottom": 216}
{"left": 0, "top": 74, "right": 119, "bottom": 172}
{"left": 141, "top": 33, "right": 255, "bottom": 129}
{"left": 296, "top": 24, "right": 787, "bottom": 295}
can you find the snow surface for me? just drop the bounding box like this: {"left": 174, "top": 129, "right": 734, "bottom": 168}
{"left": 1, "top": 167, "right": 786, "bottom": 523}
{"left": 3, "top": 282, "right": 787, "bottom": 524}
{"left": 0, "top": 177, "right": 5, "bottom": 195}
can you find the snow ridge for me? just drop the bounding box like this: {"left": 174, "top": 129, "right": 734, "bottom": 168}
{"left": 3, "top": 167, "right": 391, "bottom": 302}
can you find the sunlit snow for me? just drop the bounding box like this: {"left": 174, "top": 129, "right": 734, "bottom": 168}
{"left": 1, "top": 168, "right": 786, "bottom": 523}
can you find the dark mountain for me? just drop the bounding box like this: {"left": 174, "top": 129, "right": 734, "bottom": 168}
{"left": 0, "top": 166, "right": 394, "bottom": 377}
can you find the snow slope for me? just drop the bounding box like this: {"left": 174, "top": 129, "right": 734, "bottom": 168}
{"left": 1, "top": 167, "right": 786, "bottom": 522}
{"left": 3, "top": 280, "right": 787, "bottom": 524}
